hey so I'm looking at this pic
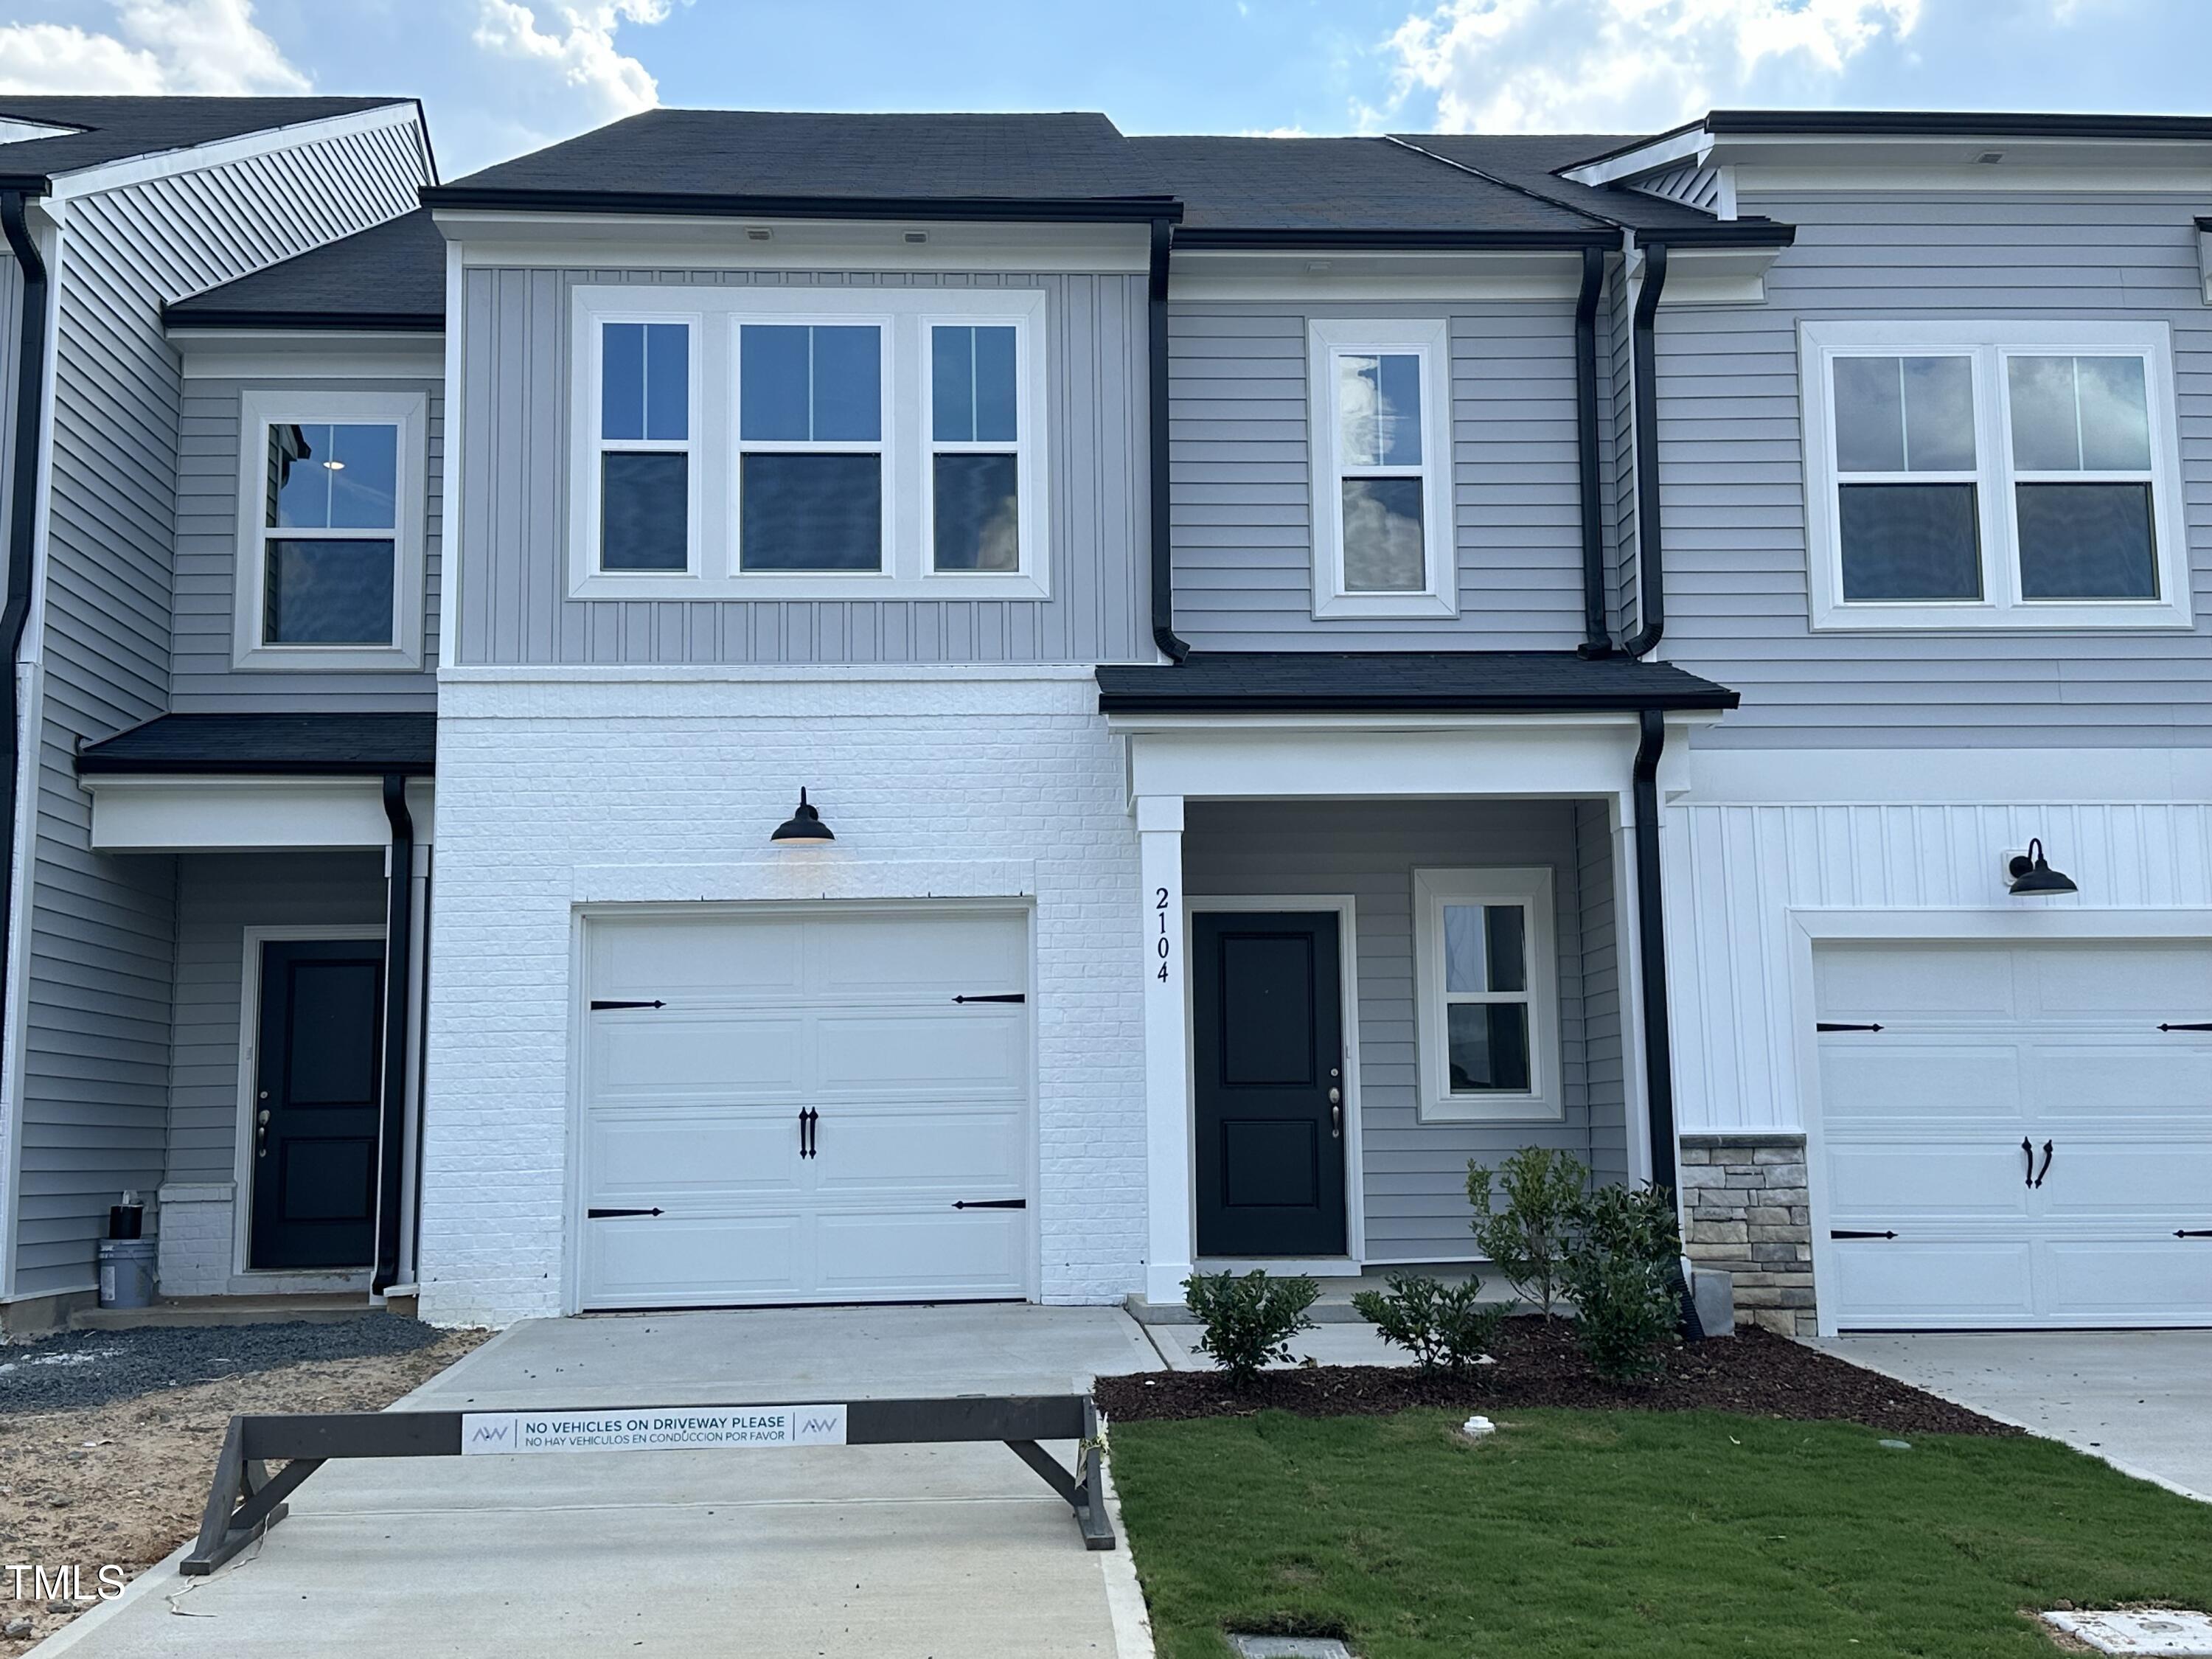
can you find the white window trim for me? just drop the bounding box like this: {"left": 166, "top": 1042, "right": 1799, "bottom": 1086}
{"left": 586, "top": 310, "right": 705, "bottom": 579}
{"left": 1412, "top": 866, "right": 1561, "bottom": 1124}
{"left": 567, "top": 284, "right": 1049, "bottom": 601}
{"left": 1801, "top": 319, "right": 2191, "bottom": 631}
{"left": 232, "top": 388, "right": 427, "bottom": 672}
{"left": 1307, "top": 316, "right": 1458, "bottom": 620}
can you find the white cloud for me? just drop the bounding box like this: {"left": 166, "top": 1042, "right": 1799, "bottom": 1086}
{"left": 1385, "top": 0, "right": 1923, "bottom": 133}
{"left": 0, "top": 0, "right": 308, "bottom": 97}
{"left": 472, "top": 1, "right": 668, "bottom": 127}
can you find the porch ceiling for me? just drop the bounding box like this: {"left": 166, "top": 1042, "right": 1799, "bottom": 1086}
{"left": 1095, "top": 651, "right": 1739, "bottom": 716}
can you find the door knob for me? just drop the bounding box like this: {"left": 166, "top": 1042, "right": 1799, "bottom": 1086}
{"left": 1327, "top": 1087, "right": 1340, "bottom": 1105}
{"left": 256, "top": 1109, "right": 271, "bottom": 1158}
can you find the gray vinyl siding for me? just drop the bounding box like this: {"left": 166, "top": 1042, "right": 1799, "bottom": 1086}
{"left": 167, "top": 853, "right": 385, "bottom": 1186}
{"left": 1182, "top": 799, "right": 1624, "bottom": 1262}
{"left": 456, "top": 268, "right": 1148, "bottom": 667}
{"left": 1169, "top": 301, "right": 1588, "bottom": 650}
{"left": 1663, "top": 189, "right": 2212, "bottom": 749}
{"left": 171, "top": 378, "right": 440, "bottom": 712}
{"left": 1635, "top": 164, "right": 1725, "bottom": 215}
{"left": 10, "top": 119, "right": 422, "bottom": 1299}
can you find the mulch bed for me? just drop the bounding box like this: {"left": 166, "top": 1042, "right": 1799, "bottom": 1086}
{"left": 1095, "top": 1320, "right": 2017, "bottom": 1439}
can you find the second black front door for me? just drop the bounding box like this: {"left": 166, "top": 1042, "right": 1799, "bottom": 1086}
{"left": 1193, "top": 911, "right": 1347, "bottom": 1257}
{"left": 249, "top": 939, "right": 384, "bottom": 1270}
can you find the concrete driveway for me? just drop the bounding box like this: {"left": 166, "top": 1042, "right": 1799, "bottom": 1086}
{"left": 1817, "top": 1331, "right": 2212, "bottom": 1500}
{"left": 42, "top": 1304, "right": 1166, "bottom": 1658}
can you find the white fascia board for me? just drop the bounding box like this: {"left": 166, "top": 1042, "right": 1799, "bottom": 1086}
{"left": 1562, "top": 126, "right": 1713, "bottom": 188}
{"left": 86, "top": 776, "right": 434, "bottom": 852}
{"left": 173, "top": 330, "right": 445, "bottom": 380}
{"left": 1170, "top": 247, "right": 1585, "bottom": 302}
{"left": 435, "top": 209, "right": 1151, "bottom": 274}
{"left": 43, "top": 100, "right": 425, "bottom": 203}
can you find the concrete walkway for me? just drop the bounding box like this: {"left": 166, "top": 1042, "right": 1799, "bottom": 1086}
{"left": 41, "top": 1304, "right": 1166, "bottom": 1659}
{"left": 1816, "top": 1331, "right": 2212, "bottom": 1500}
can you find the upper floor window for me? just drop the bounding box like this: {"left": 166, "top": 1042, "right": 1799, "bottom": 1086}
{"left": 233, "top": 389, "right": 427, "bottom": 672}
{"left": 1307, "top": 317, "right": 1457, "bottom": 620}
{"left": 1802, "top": 321, "right": 2189, "bottom": 630}
{"left": 569, "top": 285, "right": 1047, "bottom": 600}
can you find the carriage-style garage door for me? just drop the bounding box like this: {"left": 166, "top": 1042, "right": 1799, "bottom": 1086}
{"left": 1817, "top": 940, "right": 2212, "bottom": 1330}
{"left": 579, "top": 906, "right": 1032, "bottom": 1309}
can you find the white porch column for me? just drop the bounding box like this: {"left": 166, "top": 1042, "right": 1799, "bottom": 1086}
{"left": 1136, "top": 793, "right": 1192, "bottom": 1304}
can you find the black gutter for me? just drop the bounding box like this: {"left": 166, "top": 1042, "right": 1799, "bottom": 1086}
{"left": 1572, "top": 246, "right": 1611, "bottom": 657}
{"left": 1171, "top": 226, "right": 1615, "bottom": 251}
{"left": 78, "top": 754, "right": 434, "bottom": 777}
{"left": 0, "top": 189, "right": 47, "bottom": 1133}
{"left": 420, "top": 187, "right": 1183, "bottom": 226}
{"left": 1707, "top": 108, "right": 2212, "bottom": 141}
{"left": 1631, "top": 710, "right": 1677, "bottom": 1197}
{"left": 1148, "top": 217, "right": 1189, "bottom": 664}
{"left": 1621, "top": 241, "right": 1668, "bottom": 658}
{"left": 1631, "top": 220, "right": 1794, "bottom": 248}
{"left": 164, "top": 310, "right": 444, "bottom": 334}
{"left": 373, "top": 774, "right": 414, "bottom": 1295}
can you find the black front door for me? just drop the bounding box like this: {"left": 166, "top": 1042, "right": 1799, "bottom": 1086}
{"left": 1193, "top": 911, "right": 1346, "bottom": 1257}
{"left": 250, "top": 939, "right": 384, "bottom": 1270}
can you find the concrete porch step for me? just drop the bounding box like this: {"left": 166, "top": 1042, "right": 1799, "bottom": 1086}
{"left": 71, "top": 1293, "right": 379, "bottom": 1330}
{"left": 1127, "top": 1267, "right": 1497, "bottom": 1327}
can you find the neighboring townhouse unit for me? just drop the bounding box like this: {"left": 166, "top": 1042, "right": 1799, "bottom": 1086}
{"left": 6, "top": 100, "right": 2210, "bottom": 1339}
{"left": 0, "top": 97, "right": 436, "bottom": 1328}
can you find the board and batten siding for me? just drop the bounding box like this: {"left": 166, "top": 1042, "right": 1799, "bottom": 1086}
{"left": 1168, "top": 299, "right": 1593, "bottom": 651}
{"left": 10, "top": 117, "right": 424, "bottom": 1300}
{"left": 1665, "top": 799, "right": 2212, "bottom": 1138}
{"left": 1661, "top": 190, "right": 2212, "bottom": 750}
{"left": 1181, "top": 799, "right": 1626, "bottom": 1262}
{"left": 173, "top": 378, "right": 440, "bottom": 712}
{"left": 167, "top": 853, "right": 386, "bottom": 1186}
{"left": 454, "top": 268, "right": 1149, "bottom": 667}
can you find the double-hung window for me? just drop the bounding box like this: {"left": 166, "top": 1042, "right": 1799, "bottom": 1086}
{"left": 233, "top": 389, "right": 426, "bottom": 670}
{"left": 1412, "top": 868, "right": 1560, "bottom": 1122}
{"left": 1307, "top": 317, "right": 1457, "bottom": 619}
{"left": 569, "top": 286, "right": 1047, "bottom": 598}
{"left": 1802, "top": 321, "right": 2188, "bottom": 629}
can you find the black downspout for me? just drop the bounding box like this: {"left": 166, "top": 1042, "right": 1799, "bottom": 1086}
{"left": 1630, "top": 709, "right": 1677, "bottom": 1200}
{"left": 0, "top": 192, "right": 48, "bottom": 1122}
{"left": 1147, "top": 217, "right": 1190, "bottom": 663}
{"left": 373, "top": 773, "right": 414, "bottom": 1294}
{"left": 1572, "top": 245, "right": 1611, "bottom": 657}
{"left": 1621, "top": 241, "right": 1669, "bottom": 658}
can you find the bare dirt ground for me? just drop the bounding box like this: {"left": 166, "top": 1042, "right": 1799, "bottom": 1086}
{"left": 0, "top": 1328, "right": 484, "bottom": 1652}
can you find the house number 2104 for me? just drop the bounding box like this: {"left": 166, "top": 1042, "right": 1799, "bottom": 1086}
{"left": 1155, "top": 887, "right": 1173, "bottom": 983}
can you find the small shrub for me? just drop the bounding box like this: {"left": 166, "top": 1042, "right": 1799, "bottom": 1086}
{"left": 1466, "top": 1147, "right": 1589, "bottom": 1317}
{"left": 1562, "top": 1182, "right": 1683, "bottom": 1383}
{"left": 1182, "top": 1269, "right": 1320, "bottom": 1386}
{"left": 1351, "top": 1272, "right": 1505, "bottom": 1371}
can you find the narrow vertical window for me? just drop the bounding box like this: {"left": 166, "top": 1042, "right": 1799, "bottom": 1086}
{"left": 597, "top": 320, "right": 691, "bottom": 572}
{"left": 1309, "top": 319, "right": 1454, "bottom": 618}
{"left": 261, "top": 421, "right": 400, "bottom": 644}
{"left": 737, "top": 323, "right": 885, "bottom": 571}
{"left": 930, "top": 324, "right": 1021, "bottom": 572}
{"left": 1335, "top": 351, "right": 1427, "bottom": 592}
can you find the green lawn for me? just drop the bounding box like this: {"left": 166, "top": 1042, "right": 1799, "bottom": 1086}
{"left": 1110, "top": 1408, "right": 2212, "bottom": 1658}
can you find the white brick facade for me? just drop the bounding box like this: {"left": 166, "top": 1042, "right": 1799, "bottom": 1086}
{"left": 154, "top": 1183, "right": 234, "bottom": 1297}
{"left": 418, "top": 669, "right": 1144, "bottom": 1326}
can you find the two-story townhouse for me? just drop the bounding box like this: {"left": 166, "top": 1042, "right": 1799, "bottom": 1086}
{"left": 0, "top": 97, "right": 436, "bottom": 1330}
{"left": 14, "top": 101, "right": 2211, "bottom": 1342}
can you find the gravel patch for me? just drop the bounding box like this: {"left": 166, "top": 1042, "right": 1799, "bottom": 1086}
{"left": 1096, "top": 1321, "right": 2018, "bottom": 1438}
{"left": 0, "top": 1316, "right": 450, "bottom": 1413}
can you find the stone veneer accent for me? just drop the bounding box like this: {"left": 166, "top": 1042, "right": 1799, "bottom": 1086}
{"left": 1679, "top": 1133, "right": 1815, "bottom": 1337}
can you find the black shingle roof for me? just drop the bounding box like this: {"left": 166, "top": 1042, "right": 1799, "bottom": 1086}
{"left": 0, "top": 96, "right": 412, "bottom": 189}
{"left": 77, "top": 714, "right": 436, "bottom": 776}
{"left": 1096, "top": 653, "right": 1739, "bottom": 715}
{"left": 1129, "top": 136, "right": 1610, "bottom": 245}
{"left": 426, "top": 109, "right": 1177, "bottom": 219}
{"left": 1394, "top": 132, "right": 1794, "bottom": 242}
{"left": 167, "top": 209, "right": 445, "bottom": 331}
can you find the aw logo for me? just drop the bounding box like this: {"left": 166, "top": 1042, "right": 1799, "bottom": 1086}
{"left": 790, "top": 1406, "right": 849, "bottom": 1447}
{"left": 461, "top": 1414, "right": 519, "bottom": 1454}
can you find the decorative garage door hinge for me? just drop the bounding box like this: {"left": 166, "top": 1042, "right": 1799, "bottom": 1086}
{"left": 1815, "top": 1022, "right": 1883, "bottom": 1032}
{"left": 953, "top": 993, "right": 1026, "bottom": 1004}
{"left": 586, "top": 1207, "right": 665, "bottom": 1219}
{"left": 2158, "top": 1021, "right": 2212, "bottom": 1032}
{"left": 2178, "top": 1229, "right": 2212, "bottom": 1239}
{"left": 590, "top": 999, "right": 666, "bottom": 1011}
{"left": 953, "top": 1199, "right": 1027, "bottom": 1210}
{"left": 1829, "top": 1228, "right": 1898, "bottom": 1240}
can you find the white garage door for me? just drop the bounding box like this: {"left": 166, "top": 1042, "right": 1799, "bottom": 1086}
{"left": 1818, "top": 941, "right": 2212, "bottom": 1330}
{"left": 580, "top": 906, "right": 1032, "bottom": 1309}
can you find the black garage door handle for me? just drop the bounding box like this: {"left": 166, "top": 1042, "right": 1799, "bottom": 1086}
{"left": 953, "top": 1199, "right": 1027, "bottom": 1210}
{"left": 587, "top": 1207, "right": 664, "bottom": 1218}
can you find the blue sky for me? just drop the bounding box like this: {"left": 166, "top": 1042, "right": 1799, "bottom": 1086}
{"left": 0, "top": 1, "right": 2208, "bottom": 179}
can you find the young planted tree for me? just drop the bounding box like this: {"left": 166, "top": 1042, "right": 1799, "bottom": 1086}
{"left": 1465, "top": 1146, "right": 1589, "bottom": 1318}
